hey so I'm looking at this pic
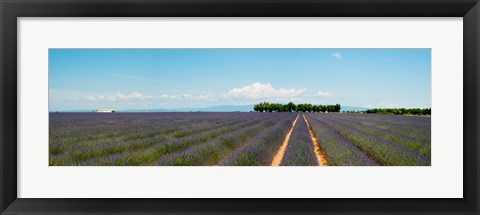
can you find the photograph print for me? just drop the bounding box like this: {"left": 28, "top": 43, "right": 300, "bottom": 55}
{"left": 49, "top": 48, "right": 431, "bottom": 166}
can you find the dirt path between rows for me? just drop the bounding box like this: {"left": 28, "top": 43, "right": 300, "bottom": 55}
{"left": 271, "top": 114, "right": 299, "bottom": 166}
{"left": 302, "top": 114, "right": 329, "bottom": 166}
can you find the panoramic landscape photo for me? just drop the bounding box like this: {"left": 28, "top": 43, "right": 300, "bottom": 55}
{"left": 49, "top": 48, "right": 431, "bottom": 166}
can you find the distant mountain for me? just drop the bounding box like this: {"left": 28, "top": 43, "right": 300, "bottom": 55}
{"left": 52, "top": 105, "right": 369, "bottom": 113}
{"left": 50, "top": 109, "right": 95, "bottom": 113}
{"left": 341, "top": 106, "right": 369, "bottom": 112}
{"left": 196, "top": 105, "right": 254, "bottom": 112}
{"left": 119, "top": 105, "right": 255, "bottom": 112}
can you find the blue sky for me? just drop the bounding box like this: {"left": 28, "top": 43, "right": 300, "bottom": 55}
{"left": 49, "top": 49, "right": 431, "bottom": 111}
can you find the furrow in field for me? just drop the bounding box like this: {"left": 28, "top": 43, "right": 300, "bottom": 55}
{"left": 49, "top": 117, "right": 210, "bottom": 146}
{"left": 50, "top": 118, "right": 250, "bottom": 165}
{"left": 49, "top": 112, "right": 257, "bottom": 145}
{"left": 271, "top": 114, "right": 300, "bottom": 166}
{"left": 305, "top": 113, "right": 379, "bottom": 166}
{"left": 50, "top": 118, "right": 230, "bottom": 154}
{"left": 49, "top": 115, "right": 233, "bottom": 147}
{"left": 302, "top": 114, "right": 328, "bottom": 166}
{"left": 49, "top": 112, "right": 431, "bottom": 166}
{"left": 218, "top": 114, "right": 297, "bottom": 166}
{"left": 280, "top": 114, "right": 318, "bottom": 166}
{"left": 81, "top": 115, "right": 284, "bottom": 165}
{"left": 312, "top": 114, "right": 430, "bottom": 166}
{"left": 314, "top": 114, "right": 430, "bottom": 159}
{"left": 156, "top": 116, "right": 284, "bottom": 166}
{"left": 320, "top": 114, "right": 430, "bottom": 153}
{"left": 325, "top": 113, "right": 430, "bottom": 137}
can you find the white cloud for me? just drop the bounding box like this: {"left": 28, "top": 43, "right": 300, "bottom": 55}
{"left": 332, "top": 53, "right": 342, "bottom": 60}
{"left": 107, "top": 96, "right": 116, "bottom": 101}
{"left": 227, "top": 82, "right": 305, "bottom": 99}
{"left": 49, "top": 89, "right": 97, "bottom": 102}
{"left": 88, "top": 92, "right": 153, "bottom": 102}
{"left": 194, "top": 93, "right": 219, "bottom": 101}
{"left": 159, "top": 94, "right": 182, "bottom": 100}
{"left": 151, "top": 93, "right": 218, "bottom": 102}
{"left": 86, "top": 95, "right": 105, "bottom": 101}
{"left": 129, "top": 92, "right": 153, "bottom": 99}
{"left": 86, "top": 96, "right": 97, "bottom": 101}
{"left": 113, "top": 92, "right": 154, "bottom": 100}
{"left": 317, "top": 91, "right": 332, "bottom": 97}
{"left": 379, "top": 100, "right": 399, "bottom": 108}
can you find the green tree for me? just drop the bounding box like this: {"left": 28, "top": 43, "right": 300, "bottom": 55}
{"left": 296, "top": 104, "right": 304, "bottom": 112}
{"left": 327, "top": 105, "right": 336, "bottom": 113}
{"left": 305, "top": 104, "right": 313, "bottom": 113}
{"left": 264, "top": 102, "right": 272, "bottom": 112}
{"left": 256, "top": 103, "right": 264, "bottom": 112}
{"left": 319, "top": 105, "right": 327, "bottom": 113}
{"left": 252, "top": 102, "right": 346, "bottom": 113}
{"left": 287, "top": 102, "right": 296, "bottom": 112}
{"left": 334, "top": 104, "right": 341, "bottom": 112}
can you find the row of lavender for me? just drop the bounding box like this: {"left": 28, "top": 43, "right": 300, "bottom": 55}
{"left": 305, "top": 113, "right": 431, "bottom": 166}
{"left": 49, "top": 112, "right": 431, "bottom": 166}
{"left": 280, "top": 115, "right": 318, "bottom": 166}
{"left": 49, "top": 112, "right": 296, "bottom": 166}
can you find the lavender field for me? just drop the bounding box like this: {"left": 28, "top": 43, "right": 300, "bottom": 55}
{"left": 49, "top": 112, "right": 431, "bottom": 166}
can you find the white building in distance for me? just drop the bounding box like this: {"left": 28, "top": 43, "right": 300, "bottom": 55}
{"left": 96, "top": 109, "right": 115, "bottom": 113}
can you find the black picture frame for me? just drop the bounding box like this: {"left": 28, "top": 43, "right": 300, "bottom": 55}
{"left": 1, "top": 0, "right": 479, "bottom": 214}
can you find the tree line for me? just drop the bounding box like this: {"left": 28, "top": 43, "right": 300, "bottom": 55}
{"left": 253, "top": 102, "right": 341, "bottom": 113}
{"left": 365, "top": 108, "right": 431, "bottom": 115}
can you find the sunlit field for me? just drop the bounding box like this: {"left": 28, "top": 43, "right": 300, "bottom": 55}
{"left": 49, "top": 112, "right": 430, "bottom": 166}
